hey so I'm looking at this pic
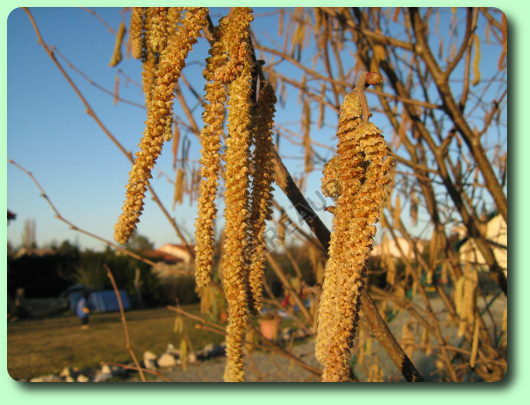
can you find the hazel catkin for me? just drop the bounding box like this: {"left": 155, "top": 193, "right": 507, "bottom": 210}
{"left": 115, "top": 8, "right": 208, "bottom": 245}
{"left": 316, "top": 73, "right": 394, "bottom": 382}
{"left": 247, "top": 82, "right": 277, "bottom": 314}
{"left": 219, "top": 8, "right": 255, "bottom": 382}
{"left": 129, "top": 7, "right": 145, "bottom": 60}
{"left": 109, "top": 22, "right": 126, "bottom": 67}
{"left": 194, "top": 15, "right": 231, "bottom": 289}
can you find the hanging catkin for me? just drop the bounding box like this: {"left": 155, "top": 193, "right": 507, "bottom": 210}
{"left": 141, "top": 50, "right": 157, "bottom": 111}
{"left": 316, "top": 72, "right": 394, "bottom": 382}
{"left": 214, "top": 8, "right": 255, "bottom": 84}
{"left": 146, "top": 7, "right": 170, "bottom": 54}
{"left": 247, "top": 82, "right": 277, "bottom": 314}
{"left": 393, "top": 194, "right": 401, "bottom": 226}
{"left": 421, "top": 327, "right": 432, "bottom": 356}
{"left": 367, "top": 359, "right": 384, "bottom": 382}
{"left": 410, "top": 189, "right": 419, "bottom": 225}
{"left": 382, "top": 233, "right": 397, "bottom": 285}
{"left": 129, "top": 8, "right": 145, "bottom": 60}
{"left": 317, "top": 83, "right": 326, "bottom": 129}
{"left": 167, "top": 7, "right": 183, "bottom": 26}
{"left": 173, "top": 168, "right": 185, "bottom": 207}
{"left": 114, "top": 8, "right": 208, "bottom": 244}
{"left": 455, "top": 264, "right": 478, "bottom": 337}
{"left": 471, "top": 33, "right": 481, "bottom": 86}
{"left": 109, "top": 22, "right": 126, "bottom": 67}
{"left": 219, "top": 7, "right": 255, "bottom": 383}
{"left": 402, "top": 321, "right": 416, "bottom": 359}
{"left": 302, "top": 99, "right": 313, "bottom": 174}
{"left": 193, "top": 13, "right": 231, "bottom": 289}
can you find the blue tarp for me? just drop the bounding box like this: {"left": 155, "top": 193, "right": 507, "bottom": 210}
{"left": 69, "top": 290, "right": 130, "bottom": 313}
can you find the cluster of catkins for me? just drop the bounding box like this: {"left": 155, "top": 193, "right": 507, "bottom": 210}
{"left": 114, "top": 7, "right": 393, "bottom": 383}
{"left": 114, "top": 7, "right": 209, "bottom": 244}
{"left": 113, "top": 7, "right": 276, "bottom": 382}
{"left": 193, "top": 7, "right": 277, "bottom": 382}
{"left": 316, "top": 73, "right": 394, "bottom": 382}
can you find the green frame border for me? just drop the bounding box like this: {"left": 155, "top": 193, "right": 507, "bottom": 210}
{"left": 2, "top": 1, "right": 524, "bottom": 403}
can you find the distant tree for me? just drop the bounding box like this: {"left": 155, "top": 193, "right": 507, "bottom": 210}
{"left": 124, "top": 232, "right": 154, "bottom": 253}
{"left": 21, "top": 218, "right": 37, "bottom": 249}
{"left": 73, "top": 248, "right": 163, "bottom": 307}
{"left": 7, "top": 240, "right": 14, "bottom": 257}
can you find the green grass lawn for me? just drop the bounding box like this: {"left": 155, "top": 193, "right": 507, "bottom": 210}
{"left": 7, "top": 305, "right": 224, "bottom": 380}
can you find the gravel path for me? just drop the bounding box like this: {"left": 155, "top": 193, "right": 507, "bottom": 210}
{"left": 154, "top": 339, "right": 321, "bottom": 382}
{"left": 126, "top": 294, "right": 507, "bottom": 383}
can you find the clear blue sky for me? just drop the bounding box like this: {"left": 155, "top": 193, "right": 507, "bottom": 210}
{"left": 7, "top": 7, "right": 329, "bottom": 250}
{"left": 7, "top": 7, "right": 506, "bottom": 251}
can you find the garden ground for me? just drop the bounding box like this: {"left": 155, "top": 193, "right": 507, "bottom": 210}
{"left": 7, "top": 305, "right": 223, "bottom": 380}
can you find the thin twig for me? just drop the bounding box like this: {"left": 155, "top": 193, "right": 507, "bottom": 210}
{"left": 54, "top": 47, "right": 146, "bottom": 110}
{"left": 104, "top": 264, "right": 147, "bottom": 382}
{"left": 169, "top": 305, "right": 323, "bottom": 379}
{"left": 9, "top": 160, "right": 192, "bottom": 275}
{"left": 23, "top": 7, "right": 194, "bottom": 256}
{"left": 80, "top": 7, "right": 116, "bottom": 34}
{"left": 268, "top": 146, "right": 425, "bottom": 381}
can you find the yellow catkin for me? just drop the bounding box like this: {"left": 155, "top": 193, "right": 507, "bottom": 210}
{"left": 173, "top": 168, "right": 185, "bottom": 206}
{"left": 193, "top": 15, "right": 232, "bottom": 289}
{"left": 381, "top": 233, "right": 396, "bottom": 286}
{"left": 469, "top": 319, "right": 480, "bottom": 368}
{"left": 191, "top": 168, "right": 201, "bottom": 204}
{"left": 114, "top": 8, "right": 208, "bottom": 244}
{"left": 316, "top": 73, "right": 394, "bottom": 382}
{"left": 317, "top": 83, "right": 326, "bottom": 129}
{"left": 421, "top": 327, "right": 432, "bottom": 356}
{"left": 167, "top": 7, "right": 183, "bottom": 26}
{"left": 199, "top": 285, "right": 214, "bottom": 316}
{"left": 456, "top": 265, "right": 478, "bottom": 336}
{"left": 144, "top": 8, "right": 178, "bottom": 142}
{"left": 214, "top": 8, "right": 254, "bottom": 84}
{"left": 146, "top": 7, "right": 171, "bottom": 54}
{"left": 180, "top": 338, "right": 188, "bottom": 371}
{"left": 129, "top": 8, "right": 145, "bottom": 60}
{"left": 410, "top": 190, "right": 419, "bottom": 225}
{"left": 472, "top": 33, "right": 481, "bottom": 86}
{"left": 163, "top": 117, "right": 174, "bottom": 142}
{"left": 367, "top": 359, "right": 384, "bottom": 382}
{"left": 316, "top": 91, "right": 365, "bottom": 368}
{"left": 402, "top": 321, "right": 415, "bottom": 359}
{"left": 278, "top": 214, "right": 286, "bottom": 244}
{"left": 393, "top": 194, "right": 401, "bottom": 226}
{"left": 302, "top": 99, "right": 313, "bottom": 173}
{"left": 220, "top": 8, "right": 254, "bottom": 383}
{"left": 173, "top": 314, "right": 184, "bottom": 334}
{"left": 109, "top": 22, "right": 127, "bottom": 67}
{"left": 454, "top": 274, "right": 464, "bottom": 313}
{"left": 357, "top": 329, "right": 368, "bottom": 366}
{"left": 247, "top": 82, "right": 276, "bottom": 314}
{"left": 141, "top": 49, "right": 157, "bottom": 111}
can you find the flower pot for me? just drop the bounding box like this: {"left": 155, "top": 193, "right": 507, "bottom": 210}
{"left": 259, "top": 317, "right": 280, "bottom": 340}
{"left": 219, "top": 310, "right": 228, "bottom": 323}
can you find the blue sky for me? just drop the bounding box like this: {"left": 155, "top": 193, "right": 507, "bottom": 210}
{"left": 7, "top": 7, "right": 506, "bottom": 251}
{"left": 7, "top": 7, "right": 329, "bottom": 250}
